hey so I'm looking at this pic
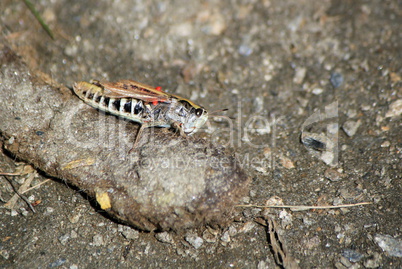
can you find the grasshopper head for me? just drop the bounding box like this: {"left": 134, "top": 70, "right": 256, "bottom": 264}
{"left": 183, "top": 107, "right": 208, "bottom": 135}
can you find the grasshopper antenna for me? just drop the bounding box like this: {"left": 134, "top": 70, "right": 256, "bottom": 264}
{"left": 209, "top": 108, "right": 234, "bottom": 120}
{"left": 210, "top": 108, "right": 228, "bottom": 115}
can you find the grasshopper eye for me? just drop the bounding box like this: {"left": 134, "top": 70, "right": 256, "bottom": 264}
{"left": 195, "top": 108, "right": 204, "bottom": 117}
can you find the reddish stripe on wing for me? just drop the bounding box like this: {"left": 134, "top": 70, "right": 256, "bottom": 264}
{"left": 153, "top": 86, "right": 162, "bottom": 105}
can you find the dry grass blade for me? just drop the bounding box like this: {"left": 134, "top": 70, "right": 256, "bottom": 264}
{"left": 2, "top": 172, "right": 36, "bottom": 213}
{"left": 21, "top": 179, "right": 51, "bottom": 194}
{"left": 237, "top": 201, "right": 372, "bottom": 211}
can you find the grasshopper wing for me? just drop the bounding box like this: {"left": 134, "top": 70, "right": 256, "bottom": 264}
{"left": 96, "top": 80, "right": 171, "bottom": 103}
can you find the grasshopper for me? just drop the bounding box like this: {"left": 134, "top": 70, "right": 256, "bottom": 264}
{"left": 73, "top": 79, "right": 209, "bottom": 150}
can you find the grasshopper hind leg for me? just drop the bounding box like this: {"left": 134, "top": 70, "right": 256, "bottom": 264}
{"left": 128, "top": 124, "right": 147, "bottom": 153}
{"left": 129, "top": 122, "right": 188, "bottom": 154}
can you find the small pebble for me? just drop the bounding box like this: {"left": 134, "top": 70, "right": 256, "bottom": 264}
{"left": 312, "top": 88, "right": 324, "bottom": 95}
{"left": 10, "top": 210, "right": 18, "bottom": 216}
{"left": 48, "top": 258, "right": 67, "bottom": 268}
{"left": 320, "top": 151, "right": 335, "bottom": 166}
{"left": 339, "top": 188, "right": 355, "bottom": 200}
{"left": 257, "top": 260, "right": 268, "bottom": 269}
{"left": 324, "top": 168, "right": 343, "bottom": 182}
{"left": 70, "top": 230, "right": 78, "bottom": 239}
{"left": 389, "top": 72, "right": 401, "bottom": 83}
{"left": 121, "top": 226, "right": 139, "bottom": 240}
{"left": 228, "top": 225, "right": 238, "bottom": 236}
{"left": 279, "top": 155, "right": 295, "bottom": 169}
{"left": 293, "top": 67, "right": 306, "bottom": 84}
{"left": 92, "top": 234, "right": 104, "bottom": 246}
{"left": 64, "top": 43, "right": 78, "bottom": 57}
{"left": 303, "top": 236, "right": 321, "bottom": 249}
{"left": 198, "top": 11, "right": 226, "bottom": 36}
{"left": 330, "top": 72, "right": 344, "bottom": 88}
{"left": 346, "top": 109, "right": 357, "bottom": 118}
{"left": 342, "top": 248, "right": 364, "bottom": 262}
{"left": 202, "top": 229, "right": 218, "bottom": 243}
{"left": 297, "top": 97, "right": 308, "bottom": 107}
{"left": 8, "top": 136, "right": 15, "bottom": 144}
{"left": 327, "top": 123, "right": 339, "bottom": 135}
{"left": 185, "top": 233, "right": 204, "bottom": 249}
{"left": 20, "top": 207, "right": 29, "bottom": 217}
{"left": 238, "top": 44, "right": 253, "bottom": 56}
{"left": 279, "top": 210, "right": 293, "bottom": 226}
{"left": 45, "top": 207, "right": 54, "bottom": 215}
{"left": 0, "top": 249, "right": 9, "bottom": 259}
{"left": 155, "top": 232, "right": 175, "bottom": 245}
{"left": 231, "top": 89, "right": 239, "bottom": 95}
{"left": 374, "top": 234, "right": 402, "bottom": 257}
{"left": 385, "top": 99, "right": 402, "bottom": 118}
{"left": 363, "top": 252, "right": 382, "bottom": 268}
{"left": 239, "top": 221, "right": 256, "bottom": 233}
{"left": 381, "top": 125, "right": 390, "bottom": 131}
{"left": 334, "top": 262, "right": 348, "bottom": 269}
{"left": 68, "top": 213, "right": 81, "bottom": 224}
{"left": 252, "top": 96, "right": 264, "bottom": 113}
{"left": 342, "top": 120, "right": 361, "bottom": 137}
{"left": 381, "top": 141, "right": 390, "bottom": 148}
{"left": 220, "top": 230, "right": 231, "bottom": 243}
{"left": 58, "top": 234, "right": 70, "bottom": 245}
{"left": 170, "top": 22, "right": 193, "bottom": 37}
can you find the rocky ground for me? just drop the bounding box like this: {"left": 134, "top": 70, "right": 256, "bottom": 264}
{"left": 1, "top": 0, "right": 401, "bottom": 268}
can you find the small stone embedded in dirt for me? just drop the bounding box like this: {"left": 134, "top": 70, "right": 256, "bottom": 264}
{"left": 312, "top": 87, "right": 324, "bottom": 95}
{"left": 185, "top": 233, "right": 204, "bottom": 249}
{"left": 121, "top": 226, "right": 139, "bottom": 240}
{"left": 385, "top": 99, "right": 402, "bottom": 118}
{"left": 279, "top": 155, "right": 295, "bottom": 169}
{"left": 155, "top": 232, "right": 175, "bottom": 245}
{"left": 381, "top": 141, "right": 390, "bottom": 147}
{"left": 320, "top": 151, "right": 335, "bottom": 166}
{"left": 342, "top": 248, "right": 364, "bottom": 263}
{"left": 339, "top": 256, "right": 352, "bottom": 267}
{"left": 293, "top": 67, "right": 307, "bottom": 84}
{"left": 58, "top": 234, "right": 70, "bottom": 246}
{"left": 342, "top": 120, "right": 361, "bottom": 137}
{"left": 330, "top": 72, "right": 344, "bottom": 88}
{"left": 220, "top": 230, "right": 231, "bottom": 243}
{"left": 48, "top": 258, "right": 67, "bottom": 268}
{"left": 363, "top": 252, "right": 383, "bottom": 268}
{"left": 202, "top": 229, "right": 218, "bottom": 243}
{"left": 324, "top": 168, "right": 343, "bottom": 182}
{"left": 374, "top": 234, "right": 402, "bottom": 258}
{"left": 92, "top": 234, "right": 104, "bottom": 246}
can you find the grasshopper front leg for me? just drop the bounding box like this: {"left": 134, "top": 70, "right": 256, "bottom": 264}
{"left": 171, "top": 121, "right": 187, "bottom": 138}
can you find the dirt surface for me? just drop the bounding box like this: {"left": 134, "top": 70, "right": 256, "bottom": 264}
{"left": 1, "top": 0, "right": 401, "bottom": 268}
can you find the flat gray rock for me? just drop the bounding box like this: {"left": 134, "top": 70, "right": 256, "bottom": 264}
{"left": 0, "top": 45, "right": 249, "bottom": 231}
